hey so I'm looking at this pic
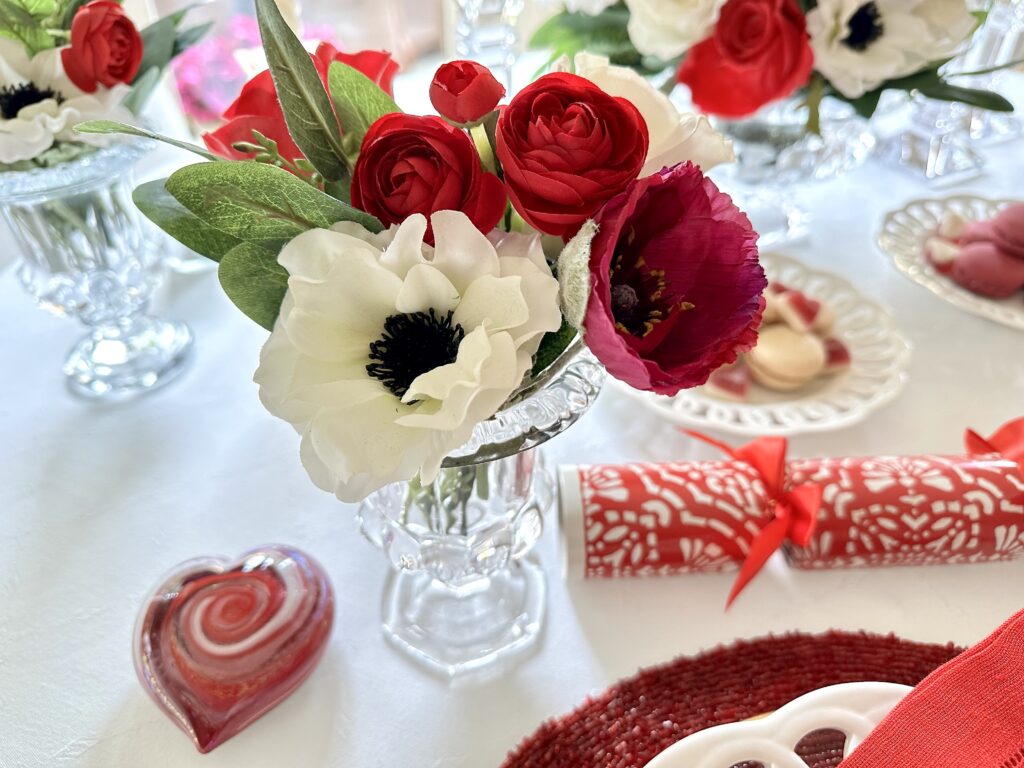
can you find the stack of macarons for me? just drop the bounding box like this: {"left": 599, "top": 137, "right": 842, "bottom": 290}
{"left": 926, "top": 203, "right": 1024, "bottom": 299}
{"left": 706, "top": 283, "right": 852, "bottom": 402}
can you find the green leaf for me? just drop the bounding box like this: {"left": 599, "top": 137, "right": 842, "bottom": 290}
{"left": 74, "top": 120, "right": 221, "bottom": 161}
{"left": 165, "top": 161, "right": 383, "bottom": 246}
{"left": 916, "top": 81, "right": 1015, "bottom": 112}
{"left": 135, "top": 16, "right": 176, "bottom": 83}
{"left": 255, "top": 0, "right": 347, "bottom": 181}
{"left": 529, "top": 7, "right": 659, "bottom": 72}
{"left": 0, "top": 0, "right": 53, "bottom": 53}
{"left": 121, "top": 66, "right": 161, "bottom": 116}
{"left": 218, "top": 242, "right": 289, "bottom": 330}
{"left": 172, "top": 21, "right": 211, "bottom": 56}
{"left": 58, "top": 0, "right": 91, "bottom": 27}
{"left": 531, "top": 319, "right": 578, "bottom": 377}
{"left": 133, "top": 178, "right": 242, "bottom": 263}
{"left": 847, "top": 89, "right": 883, "bottom": 119}
{"left": 326, "top": 61, "right": 401, "bottom": 158}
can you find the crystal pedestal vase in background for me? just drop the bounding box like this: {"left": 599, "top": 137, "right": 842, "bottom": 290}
{"left": 0, "top": 141, "right": 193, "bottom": 398}
{"left": 452, "top": 0, "right": 525, "bottom": 91}
{"left": 357, "top": 348, "right": 605, "bottom": 677}
{"left": 711, "top": 96, "right": 876, "bottom": 247}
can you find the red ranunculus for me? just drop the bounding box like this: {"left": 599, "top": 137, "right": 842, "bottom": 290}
{"left": 351, "top": 113, "right": 506, "bottom": 244}
{"left": 61, "top": 0, "right": 142, "bottom": 93}
{"left": 429, "top": 60, "right": 505, "bottom": 124}
{"left": 495, "top": 72, "right": 649, "bottom": 239}
{"left": 202, "top": 45, "right": 400, "bottom": 168}
{"left": 582, "top": 163, "right": 766, "bottom": 395}
{"left": 677, "top": 0, "right": 814, "bottom": 118}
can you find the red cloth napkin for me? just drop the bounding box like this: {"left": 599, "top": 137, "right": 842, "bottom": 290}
{"left": 842, "top": 608, "right": 1024, "bottom": 767}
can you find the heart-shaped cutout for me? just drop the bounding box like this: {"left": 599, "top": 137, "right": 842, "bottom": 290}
{"left": 134, "top": 545, "right": 334, "bottom": 753}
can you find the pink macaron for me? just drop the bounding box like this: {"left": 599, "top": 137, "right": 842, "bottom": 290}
{"left": 959, "top": 220, "right": 997, "bottom": 245}
{"left": 951, "top": 242, "right": 1024, "bottom": 299}
{"left": 991, "top": 204, "right": 1024, "bottom": 260}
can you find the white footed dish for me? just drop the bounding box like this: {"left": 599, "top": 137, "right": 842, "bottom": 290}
{"left": 878, "top": 195, "right": 1024, "bottom": 331}
{"left": 643, "top": 682, "right": 911, "bottom": 768}
{"left": 620, "top": 254, "right": 910, "bottom": 436}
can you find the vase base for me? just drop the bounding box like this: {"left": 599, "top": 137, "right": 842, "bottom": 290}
{"left": 64, "top": 317, "right": 194, "bottom": 399}
{"left": 382, "top": 558, "right": 546, "bottom": 678}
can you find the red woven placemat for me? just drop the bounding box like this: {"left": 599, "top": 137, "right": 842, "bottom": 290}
{"left": 502, "top": 631, "right": 964, "bottom": 768}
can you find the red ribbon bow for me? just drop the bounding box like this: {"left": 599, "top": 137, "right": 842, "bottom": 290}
{"left": 965, "top": 417, "right": 1024, "bottom": 474}
{"left": 686, "top": 431, "right": 822, "bottom": 608}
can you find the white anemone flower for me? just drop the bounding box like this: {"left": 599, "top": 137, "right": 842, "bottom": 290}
{"left": 808, "top": 0, "right": 977, "bottom": 99}
{"left": 624, "top": 0, "right": 727, "bottom": 60}
{"left": 0, "top": 38, "right": 134, "bottom": 164}
{"left": 562, "top": 52, "right": 734, "bottom": 176}
{"left": 255, "top": 211, "right": 563, "bottom": 503}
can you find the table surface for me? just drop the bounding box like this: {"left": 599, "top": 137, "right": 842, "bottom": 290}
{"left": 2, "top": 64, "right": 1024, "bottom": 768}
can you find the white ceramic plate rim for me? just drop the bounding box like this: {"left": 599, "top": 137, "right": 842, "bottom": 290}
{"left": 643, "top": 681, "right": 912, "bottom": 768}
{"left": 618, "top": 253, "right": 911, "bottom": 437}
{"left": 877, "top": 194, "right": 1024, "bottom": 331}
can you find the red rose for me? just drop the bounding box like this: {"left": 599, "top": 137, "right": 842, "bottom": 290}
{"left": 429, "top": 60, "right": 505, "bottom": 124}
{"left": 677, "top": 0, "right": 814, "bottom": 118}
{"left": 61, "top": 0, "right": 142, "bottom": 93}
{"left": 203, "top": 46, "right": 400, "bottom": 168}
{"left": 312, "top": 43, "right": 399, "bottom": 97}
{"left": 495, "top": 72, "right": 648, "bottom": 239}
{"left": 582, "top": 163, "right": 766, "bottom": 395}
{"left": 351, "top": 113, "right": 506, "bottom": 243}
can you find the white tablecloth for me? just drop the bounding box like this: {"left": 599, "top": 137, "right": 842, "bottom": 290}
{"left": 2, "top": 70, "right": 1024, "bottom": 768}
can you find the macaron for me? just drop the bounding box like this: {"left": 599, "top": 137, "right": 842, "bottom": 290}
{"left": 938, "top": 211, "right": 969, "bottom": 240}
{"left": 925, "top": 236, "right": 961, "bottom": 273}
{"left": 747, "top": 325, "right": 826, "bottom": 392}
{"left": 960, "top": 220, "right": 997, "bottom": 245}
{"left": 991, "top": 204, "right": 1024, "bottom": 260}
{"left": 822, "top": 337, "right": 852, "bottom": 374}
{"left": 705, "top": 361, "right": 751, "bottom": 402}
{"left": 776, "top": 290, "right": 834, "bottom": 334}
{"left": 951, "top": 241, "right": 1024, "bottom": 299}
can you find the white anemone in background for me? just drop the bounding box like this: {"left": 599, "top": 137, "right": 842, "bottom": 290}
{"left": 255, "top": 212, "right": 562, "bottom": 503}
{"left": 563, "top": 52, "right": 734, "bottom": 176}
{"left": 808, "top": 0, "right": 977, "bottom": 99}
{"left": 564, "top": 0, "right": 619, "bottom": 15}
{"left": 0, "top": 38, "right": 133, "bottom": 164}
{"left": 624, "top": 0, "right": 727, "bottom": 60}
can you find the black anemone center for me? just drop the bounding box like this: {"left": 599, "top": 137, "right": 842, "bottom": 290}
{"left": 366, "top": 309, "right": 465, "bottom": 399}
{"left": 0, "top": 82, "right": 61, "bottom": 120}
{"left": 842, "top": 2, "right": 884, "bottom": 51}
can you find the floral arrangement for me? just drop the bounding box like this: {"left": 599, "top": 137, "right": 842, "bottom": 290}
{"left": 533, "top": 0, "right": 1014, "bottom": 129}
{"left": 0, "top": 0, "right": 207, "bottom": 169}
{"left": 79, "top": 0, "right": 767, "bottom": 502}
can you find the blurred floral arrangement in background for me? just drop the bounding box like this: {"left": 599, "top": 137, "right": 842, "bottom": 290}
{"left": 0, "top": 0, "right": 207, "bottom": 169}
{"left": 532, "top": 0, "right": 1015, "bottom": 131}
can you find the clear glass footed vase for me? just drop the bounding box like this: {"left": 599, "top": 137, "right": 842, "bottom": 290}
{"left": 0, "top": 141, "right": 193, "bottom": 398}
{"left": 357, "top": 346, "right": 605, "bottom": 677}
{"left": 711, "top": 95, "right": 876, "bottom": 247}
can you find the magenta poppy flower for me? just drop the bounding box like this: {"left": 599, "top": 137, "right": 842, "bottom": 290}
{"left": 582, "top": 162, "right": 766, "bottom": 395}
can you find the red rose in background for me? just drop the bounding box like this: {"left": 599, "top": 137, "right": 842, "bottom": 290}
{"left": 495, "top": 72, "right": 648, "bottom": 239}
{"left": 582, "top": 163, "right": 766, "bottom": 395}
{"left": 429, "top": 60, "right": 505, "bottom": 124}
{"left": 351, "top": 113, "right": 506, "bottom": 243}
{"left": 203, "top": 44, "right": 400, "bottom": 167}
{"left": 677, "top": 0, "right": 813, "bottom": 118}
{"left": 61, "top": 0, "right": 142, "bottom": 93}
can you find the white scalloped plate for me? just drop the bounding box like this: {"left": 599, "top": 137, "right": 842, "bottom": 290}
{"left": 877, "top": 195, "right": 1024, "bottom": 330}
{"left": 619, "top": 254, "right": 911, "bottom": 436}
{"left": 644, "top": 682, "right": 911, "bottom": 768}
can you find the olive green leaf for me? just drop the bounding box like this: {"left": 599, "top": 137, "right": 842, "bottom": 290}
{"left": 326, "top": 61, "right": 401, "bottom": 161}
{"left": 164, "top": 161, "right": 383, "bottom": 244}
{"left": 218, "top": 242, "right": 289, "bottom": 330}
{"left": 74, "top": 121, "right": 221, "bottom": 161}
{"left": 133, "top": 179, "right": 242, "bottom": 263}
{"left": 255, "top": 0, "right": 347, "bottom": 181}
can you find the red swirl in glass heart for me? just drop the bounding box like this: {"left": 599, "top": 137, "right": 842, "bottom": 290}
{"left": 134, "top": 546, "right": 334, "bottom": 753}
